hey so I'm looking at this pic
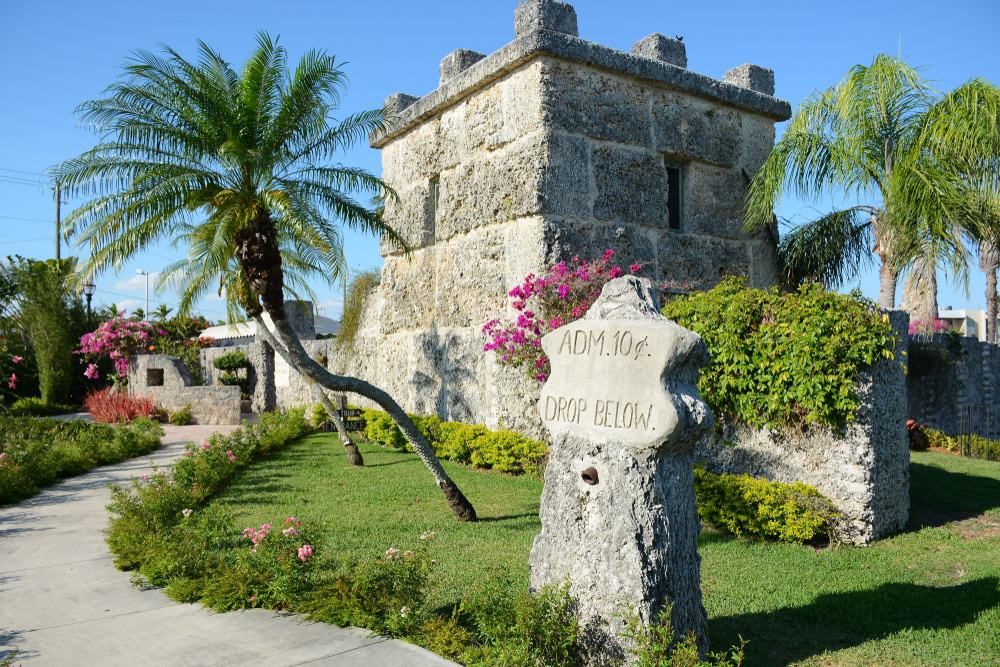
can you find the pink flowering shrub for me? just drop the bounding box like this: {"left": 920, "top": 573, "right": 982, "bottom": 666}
{"left": 482, "top": 250, "right": 646, "bottom": 382}
{"left": 78, "top": 316, "right": 165, "bottom": 379}
{"left": 908, "top": 318, "right": 951, "bottom": 337}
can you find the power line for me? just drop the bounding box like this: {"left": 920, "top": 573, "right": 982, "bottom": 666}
{"left": 0, "top": 214, "right": 55, "bottom": 223}
{"left": 0, "top": 167, "right": 46, "bottom": 177}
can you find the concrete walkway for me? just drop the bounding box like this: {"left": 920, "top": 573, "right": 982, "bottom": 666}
{"left": 0, "top": 425, "right": 456, "bottom": 666}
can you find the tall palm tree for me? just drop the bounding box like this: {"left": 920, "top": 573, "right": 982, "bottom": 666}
{"left": 54, "top": 34, "right": 477, "bottom": 521}
{"left": 746, "top": 55, "right": 991, "bottom": 316}
{"left": 152, "top": 304, "right": 173, "bottom": 322}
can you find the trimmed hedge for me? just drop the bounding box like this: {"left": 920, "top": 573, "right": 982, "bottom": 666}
{"left": 4, "top": 396, "right": 75, "bottom": 417}
{"left": 212, "top": 350, "right": 250, "bottom": 372}
{"left": 694, "top": 467, "right": 838, "bottom": 543}
{"left": 925, "top": 427, "right": 1000, "bottom": 461}
{"left": 0, "top": 416, "right": 163, "bottom": 505}
{"left": 662, "top": 278, "right": 896, "bottom": 429}
{"left": 359, "top": 409, "right": 547, "bottom": 475}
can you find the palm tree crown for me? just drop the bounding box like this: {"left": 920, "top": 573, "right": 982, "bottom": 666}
{"left": 746, "top": 54, "right": 999, "bottom": 318}
{"left": 55, "top": 33, "right": 399, "bottom": 321}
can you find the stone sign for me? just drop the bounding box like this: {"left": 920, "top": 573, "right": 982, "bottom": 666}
{"left": 529, "top": 276, "right": 712, "bottom": 664}
{"left": 540, "top": 320, "right": 702, "bottom": 449}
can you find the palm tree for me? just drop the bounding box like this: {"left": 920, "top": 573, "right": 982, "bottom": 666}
{"left": 152, "top": 304, "right": 173, "bottom": 322}
{"left": 746, "top": 55, "right": 993, "bottom": 318}
{"left": 54, "top": 34, "right": 477, "bottom": 521}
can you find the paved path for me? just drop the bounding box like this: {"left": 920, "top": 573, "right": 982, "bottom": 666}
{"left": 0, "top": 425, "right": 456, "bottom": 666}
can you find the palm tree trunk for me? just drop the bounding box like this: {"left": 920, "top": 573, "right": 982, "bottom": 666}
{"left": 900, "top": 253, "right": 940, "bottom": 330}
{"left": 878, "top": 262, "right": 898, "bottom": 309}
{"left": 254, "top": 314, "right": 476, "bottom": 521}
{"left": 980, "top": 239, "right": 999, "bottom": 344}
{"left": 310, "top": 383, "right": 365, "bottom": 466}
{"left": 873, "top": 214, "right": 898, "bottom": 309}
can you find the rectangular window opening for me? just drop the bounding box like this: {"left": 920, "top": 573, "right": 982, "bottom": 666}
{"left": 146, "top": 368, "right": 164, "bottom": 387}
{"left": 664, "top": 160, "right": 683, "bottom": 231}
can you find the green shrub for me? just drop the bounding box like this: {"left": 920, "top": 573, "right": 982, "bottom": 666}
{"left": 622, "top": 606, "right": 745, "bottom": 666}
{"left": 661, "top": 278, "right": 896, "bottom": 429}
{"left": 212, "top": 350, "right": 250, "bottom": 372}
{"left": 10, "top": 258, "right": 80, "bottom": 405}
{"left": 168, "top": 405, "right": 195, "bottom": 425}
{"left": 693, "top": 467, "right": 838, "bottom": 543}
{"left": 363, "top": 409, "right": 408, "bottom": 451}
{"left": 925, "top": 427, "right": 957, "bottom": 451}
{"left": 5, "top": 397, "right": 75, "bottom": 417}
{"left": 0, "top": 416, "right": 162, "bottom": 505}
{"left": 360, "top": 410, "right": 548, "bottom": 475}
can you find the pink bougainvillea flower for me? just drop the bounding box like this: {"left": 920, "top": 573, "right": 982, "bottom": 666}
{"left": 200, "top": 441, "right": 211, "bottom": 451}
{"left": 7, "top": 374, "right": 17, "bottom": 390}
{"left": 84, "top": 363, "right": 100, "bottom": 380}
{"left": 629, "top": 262, "right": 642, "bottom": 273}
{"left": 226, "top": 450, "right": 237, "bottom": 463}
{"left": 298, "top": 544, "right": 314, "bottom": 562}
{"left": 284, "top": 516, "right": 298, "bottom": 525}
{"left": 282, "top": 527, "right": 300, "bottom": 537}
{"left": 11, "top": 355, "right": 22, "bottom": 364}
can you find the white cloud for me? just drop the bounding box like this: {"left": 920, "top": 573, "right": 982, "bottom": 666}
{"left": 115, "top": 272, "right": 161, "bottom": 291}
{"left": 115, "top": 299, "right": 140, "bottom": 313}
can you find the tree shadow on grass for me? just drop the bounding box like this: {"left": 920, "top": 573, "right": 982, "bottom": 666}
{"left": 708, "top": 577, "right": 1000, "bottom": 665}
{"left": 908, "top": 461, "right": 1000, "bottom": 529}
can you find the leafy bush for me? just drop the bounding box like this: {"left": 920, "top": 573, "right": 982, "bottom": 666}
{"left": 168, "top": 405, "right": 195, "bottom": 426}
{"left": 11, "top": 258, "right": 80, "bottom": 404}
{"left": 925, "top": 427, "right": 958, "bottom": 451}
{"left": 661, "top": 278, "right": 896, "bottom": 429}
{"left": 0, "top": 416, "right": 162, "bottom": 505}
{"left": 5, "top": 396, "right": 75, "bottom": 417}
{"left": 693, "top": 467, "right": 838, "bottom": 543}
{"left": 212, "top": 350, "right": 250, "bottom": 372}
{"left": 361, "top": 409, "right": 547, "bottom": 474}
{"left": 84, "top": 387, "right": 158, "bottom": 423}
{"left": 622, "top": 606, "right": 745, "bottom": 666}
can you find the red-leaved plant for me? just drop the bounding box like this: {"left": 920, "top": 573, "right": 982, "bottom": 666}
{"left": 84, "top": 387, "right": 158, "bottom": 423}
{"left": 482, "top": 250, "right": 646, "bottom": 382}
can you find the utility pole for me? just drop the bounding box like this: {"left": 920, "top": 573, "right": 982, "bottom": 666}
{"left": 54, "top": 181, "right": 61, "bottom": 261}
{"left": 136, "top": 269, "right": 149, "bottom": 320}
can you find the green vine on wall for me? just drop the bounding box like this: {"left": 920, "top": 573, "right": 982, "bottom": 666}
{"left": 661, "top": 278, "right": 895, "bottom": 430}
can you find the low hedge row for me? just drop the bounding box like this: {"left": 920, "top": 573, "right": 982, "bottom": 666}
{"left": 0, "top": 416, "right": 163, "bottom": 505}
{"left": 340, "top": 406, "right": 837, "bottom": 544}
{"left": 925, "top": 427, "right": 1000, "bottom": 462}
{"left": 346, "top": 408, "right": 548, "bottom": 475}
{"left": 694, "top": 467, "right": 839, "bottom": 543}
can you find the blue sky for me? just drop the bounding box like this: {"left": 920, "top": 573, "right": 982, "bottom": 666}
{"left": 1, "top": 0, "right": 998, "bottom": 321}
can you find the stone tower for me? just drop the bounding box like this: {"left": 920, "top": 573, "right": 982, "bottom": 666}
{"left": 333, "top": 0, "right": 791, "bottom": 435}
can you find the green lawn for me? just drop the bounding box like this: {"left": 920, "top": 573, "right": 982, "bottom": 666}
{"left": 213, "top": 436, "right": 1000, "bottom": 666}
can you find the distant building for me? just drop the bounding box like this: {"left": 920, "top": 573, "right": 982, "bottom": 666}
{"left": 937, "top": 308, "right": 997, "bottom": 342}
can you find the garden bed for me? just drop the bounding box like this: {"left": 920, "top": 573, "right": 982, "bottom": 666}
{"left": 0, "top": 416, "right": 162, "bottom": 505}
{"left": 195, "top": 435, "right": 999, "bottom": 666}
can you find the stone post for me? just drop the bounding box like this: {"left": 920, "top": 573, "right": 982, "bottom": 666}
{"left": 529, "top": 276, "right": 712, "bottom": 663}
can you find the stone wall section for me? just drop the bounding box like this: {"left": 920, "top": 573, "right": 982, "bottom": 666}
{"left": 908, "top": 335, "right": 1000, "bottom": 434}
{"left": 128, "top": 354, "right": 241, "bottom": 425}
{"left": 696, "top": 312, "right": 910, "bottom": 545}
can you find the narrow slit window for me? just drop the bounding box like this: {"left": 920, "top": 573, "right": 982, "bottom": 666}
{"left": 664, "top": 161, "right": 682, "bottom": 231}
{"left": 428, "top": 175, "right": 440, "bottom": 244}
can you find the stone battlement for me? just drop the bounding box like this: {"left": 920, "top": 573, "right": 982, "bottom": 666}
{"left": 373, "top": 0, "right": 789, "bottom": 148}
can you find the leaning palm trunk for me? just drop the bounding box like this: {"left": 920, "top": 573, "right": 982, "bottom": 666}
{"left": 254, "top": 313, "right": 476, "bottom": 521}
{"left": 310, "top": 382, "right": 365, "bottom": 466}
{"left": 980, "top": 239, "right": 999, "bottom": 343}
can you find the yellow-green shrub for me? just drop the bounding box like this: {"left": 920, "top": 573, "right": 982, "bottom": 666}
{"left": 693, "top": 467, "right": 838, "bottom": 543}
{"left": 925, "top": 427, "right": 958, "bottom": 451}
{"left": 358, "top": 411, "right": 547, "bottom": 475}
